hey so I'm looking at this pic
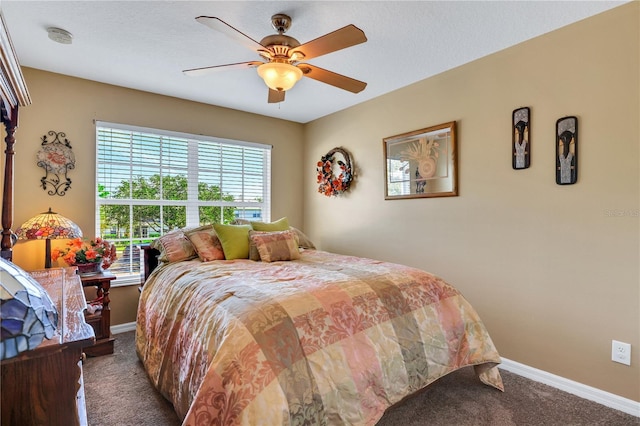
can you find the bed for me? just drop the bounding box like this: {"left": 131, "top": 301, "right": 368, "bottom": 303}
{"left": 136, "top": 224, "right": 503, "bottom": 426}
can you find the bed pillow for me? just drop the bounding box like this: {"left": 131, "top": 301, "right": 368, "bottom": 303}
{"left": 248, "top": 230, "right": 300, "bottom": 261}
{"left": 248, "top": 235, "right": 262, "bottom": 261}
{"left": 250, "top": 217, "right": 289, "bottom": 232}
{"left": 150, "top": 229, "right": 198, "bottom": 263}
{"left": 212, "top": 223, "right": 252, "bottom": 260}
{"left": 290, "top": 227, "right": 316, "bottom": 250}
{"left": 236, "top": 218, "right": 315, "bottom": 250}
{"left": 249, "top": 230, "right": 301, "bottom": 262}
{"left": 184, "top": 225, "right": 225, "bottom": 261}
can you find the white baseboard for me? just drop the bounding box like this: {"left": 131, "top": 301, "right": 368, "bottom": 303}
{"left": 110, "top": 321, "right": 136, "bottom": 334}
{"left": 499, "top": 358, "right": 640, "bottom": 418}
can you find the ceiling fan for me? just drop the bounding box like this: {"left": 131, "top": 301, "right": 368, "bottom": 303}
{"left": 183, "top": 14, "right": 368, "bottom": 103}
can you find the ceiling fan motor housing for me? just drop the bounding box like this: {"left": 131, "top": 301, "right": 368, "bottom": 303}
{"left": 260, "top": 34, "right": 300, "bottom": 50}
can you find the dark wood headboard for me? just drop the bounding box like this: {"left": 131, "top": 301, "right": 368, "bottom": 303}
{"left": 140, "top": 244, "right": 161, "bottom": 284}
{"left": 0, "top": 12, "right": 32, "bottom": 262}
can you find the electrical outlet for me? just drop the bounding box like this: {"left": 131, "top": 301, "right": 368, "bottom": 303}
{"left": 612, "top": 340, "right": 631, "bottom": 366}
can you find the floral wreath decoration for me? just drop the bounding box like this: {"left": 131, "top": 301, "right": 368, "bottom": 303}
{"left": 316, "top": 147, "right": 353, "bottom": 197}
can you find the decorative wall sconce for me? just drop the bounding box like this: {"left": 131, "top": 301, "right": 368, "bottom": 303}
{"left": 512, "top": 107, "right": 530, "bottom": 170}
{"left": 556, "top": 116, "right": 578, "bottom": 185}
{"left": 37, "top": 130, "right": 75, "bottom": 196}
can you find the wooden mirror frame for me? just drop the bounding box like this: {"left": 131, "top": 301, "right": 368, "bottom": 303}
{"left": 383, "top": 121, "right": 458, "bottom": 200}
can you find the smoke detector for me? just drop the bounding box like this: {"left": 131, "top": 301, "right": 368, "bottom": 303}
{"left": 47, "top": 27, "right": 73, "bottom": 44}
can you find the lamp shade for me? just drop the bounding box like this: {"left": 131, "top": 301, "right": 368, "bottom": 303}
{"left": 15, "top": 208, "right": 82, "bottom": 241}
{"left": 0, "top": 257, "right": 58, "bottom": 360}
{"left": 14, "top": 208, "right": 82, "bottom": 268}
{"left": 257, "top": 62, "right": 303, "bottom": 92}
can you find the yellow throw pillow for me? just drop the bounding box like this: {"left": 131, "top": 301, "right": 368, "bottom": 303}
{"left": 212, "top": 224, "right": 252, "bottom": 260}
{"left": 250, "top": 217, "right": 289, "bottom": 232}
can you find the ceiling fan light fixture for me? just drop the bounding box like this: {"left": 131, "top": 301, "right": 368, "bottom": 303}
{"left": 257, "top": 62, "right": 302, "bottom": 92}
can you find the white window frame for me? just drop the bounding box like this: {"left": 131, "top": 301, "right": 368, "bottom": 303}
{"left": 95, "top": 121, "right": 272, "bottom": 285}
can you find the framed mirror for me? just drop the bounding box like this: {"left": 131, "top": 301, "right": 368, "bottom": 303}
{"left": 383, "top": 121, "right": 457, "bottom": 200}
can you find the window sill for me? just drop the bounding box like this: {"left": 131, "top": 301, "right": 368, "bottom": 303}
{"left": 110, "top": 274, "right": 144, "bottom": 288}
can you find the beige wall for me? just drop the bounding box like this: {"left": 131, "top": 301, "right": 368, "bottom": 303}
{"left": 2, "top": 1, "right": 637, "bottom": 404}
{"left": 304, "top": 3, "right": 639, "bottom": 401}
{"left": 5, "top": 69, "right": 305, "bottom": 324}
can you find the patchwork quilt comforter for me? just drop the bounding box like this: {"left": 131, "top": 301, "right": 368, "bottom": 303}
{"left": 136, "top": 250, "right": 503, "bottom": 425}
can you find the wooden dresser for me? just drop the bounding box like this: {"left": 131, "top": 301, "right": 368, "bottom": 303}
{"left": 1, "top": 267, "right": 95, "bottom": 426}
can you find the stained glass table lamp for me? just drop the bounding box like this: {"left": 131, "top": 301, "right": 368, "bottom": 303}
{"left": 0, "top": 257, "right": 58, "bottom": 360}
{"left": 15, "top": 208, "right": 82, "bottom": 268}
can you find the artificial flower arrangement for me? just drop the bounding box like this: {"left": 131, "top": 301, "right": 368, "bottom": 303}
{"left": 51, "top": 237, "right": 117, "bottom": 270}
{"left": 316, "top": 147, "right": 353, "bottom": 197}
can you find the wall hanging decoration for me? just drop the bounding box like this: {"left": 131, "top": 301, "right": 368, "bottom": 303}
{"left": 316, "top": 147, "right": 353, "bottom": 197}
{"left": 556, "top": 116, "right": 578, "bottom": 185}
{"left": 37, "top": 130, "right": 75, "bottom": 196}
{"left": 383, "top": 121, "right": 457, "bottom": 200}
{"left": 512, "top": 107, "right": 530, "bottom": 169}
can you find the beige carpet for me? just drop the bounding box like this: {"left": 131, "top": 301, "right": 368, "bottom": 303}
{"left": 83, "top": 331, "right": 639, "bottom": 425}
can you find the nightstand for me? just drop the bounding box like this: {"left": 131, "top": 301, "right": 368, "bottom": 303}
{"left": 80, "top": 271, "right": 116, "bottom": 356}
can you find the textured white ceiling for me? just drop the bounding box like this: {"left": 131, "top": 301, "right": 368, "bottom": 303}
{"left": 2, "top": 1, "right": 627, "bottom": 123}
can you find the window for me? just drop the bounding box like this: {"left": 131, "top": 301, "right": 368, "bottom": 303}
{"left": 95, "top": 122, "right": 271, "bottom": 283}
{"left": 386, "top": 159, "right": 411, "bottom": 196}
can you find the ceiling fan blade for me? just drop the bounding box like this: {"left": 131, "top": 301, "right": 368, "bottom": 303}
{"left": 290, "top": 25, "right": 366, "bottom": 61}
{"left": 195, "top": 16, "right": 265, "bottom": 52}
{"left": 268, "top": 89, "right": 285, "bottom": 103}
{"left": 298, "top": 64, "right": 367, "bottom": 93}
{"left": 183, "top": 61, "right": 262, "bottom": 77}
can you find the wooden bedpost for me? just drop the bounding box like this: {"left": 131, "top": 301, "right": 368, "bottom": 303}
{"left": 1, "top": 106, "right": 18, "bottom": 261}
{"left": 0, "top": 11, "right": 32, "bottom": 261}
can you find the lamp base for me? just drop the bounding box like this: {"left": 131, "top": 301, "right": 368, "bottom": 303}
{"left": 45, "top": 239, "right": 52, "bottom": 269}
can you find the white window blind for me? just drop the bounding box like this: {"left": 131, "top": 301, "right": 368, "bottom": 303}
{"left": 95, "top": 121, "right": 271, "bottom": 282}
